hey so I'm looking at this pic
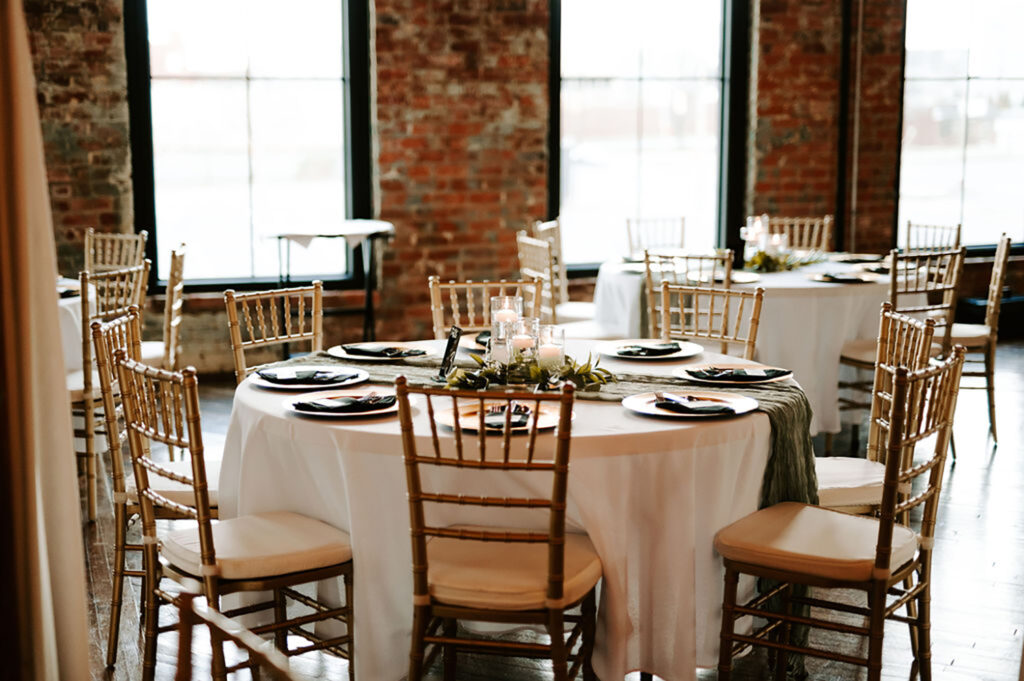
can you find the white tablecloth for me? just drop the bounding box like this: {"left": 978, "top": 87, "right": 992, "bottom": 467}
{"left": 58, "top": 281, "right": 90, "bottom": 372}
{"left": 219, "top": 341, "right": 776, "bottom": 680}
{"left": 268, "top": 219, "right": 395, "bottom": 249}
{"left": 594, "top": 260, "right": 895, "bottom": 434}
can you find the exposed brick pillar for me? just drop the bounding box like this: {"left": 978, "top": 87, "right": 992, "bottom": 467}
{"left": 23, "top": 0, "right": 134, "bottom": 276}
{"left": 374, "top": 0, "right": 550, "bottom": 340}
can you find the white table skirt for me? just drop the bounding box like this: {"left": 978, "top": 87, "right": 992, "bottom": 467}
{"left": 593, "top": 260, "right": 903, "bottom": 435}
{"left": 58, "top": 286, "right": 89, "bottom": 372}
{"left": 219, "top": 344, "right": 776, "bottom": 680}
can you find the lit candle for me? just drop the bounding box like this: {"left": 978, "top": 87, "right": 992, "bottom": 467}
{"left": 537, "top": 343, "right": 562, "bottom": 366}
{"left": 493, "top": 308, "right": 517, "bottom": 323}
{"left": 511, "top": 334, "right": 535, "bottom": 350}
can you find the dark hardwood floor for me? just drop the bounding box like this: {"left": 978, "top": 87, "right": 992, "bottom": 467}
{"left": 87, "top": 342, "right": 1024, "bottom": 680}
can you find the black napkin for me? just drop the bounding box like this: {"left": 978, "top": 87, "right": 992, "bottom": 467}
{"left": 687, "top": 367, "right": 792, "bottom": 382}
{"left": 654, "top": 394, "right": 736, "bottom": 415}
{"left": 342, "top": 344, "right": 427, "bottom": 358}
{"left": 293, "top": 394, "right": 396, "bottom": 414}
{"left": 834, "top": 255, "right": 882, "bottom": 264}
{"left": 483, "top": 404, "right": 531, "bottom": 430}
{"left": 58, "top": 288, "right": 79, "bottom": 298}
{"left": 616, "top": 342, "right": 681, "bottom": 357}
{"left": 817, "top": 273, "right": 869, "bottom": 284}
{"left": 256, "top": 367, "right": 358, "bottom": 385}
{"left": 474, "top": 330, "right": 491, "bottom": 347}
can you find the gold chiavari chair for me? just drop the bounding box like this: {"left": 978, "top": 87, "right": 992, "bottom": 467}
{"left": 948, "top": 234, "right": 1011, "bottom": 444}
{"left": 173, "top": 590, "right": 299, "bottom": 681}
{"left": 644, "top": 250, "right": 733, "bottom": 338}
{"left": 532, "top": 218, "right": 570, "bottom": 307}
{"left": 905, "top": 221, "right": 961, "bottom": 253}
{"left": 517, "top": 230, "right": 595, "bottom": 327}
{"left": 116, "top": 354, "right": 354, "bottom": 681}
{"left": 427, "top": 276, "right": 542, "bottom": 339}
{"left": 72, "top": 260, "right": 149, "bottom": 521}
{"left": 85, "top": 227, "right": 149, "bottom": 273}
{"left": 92, "top": 308, "right": 222, "bottom": 668}
{"left": 659, "top": 282, "right": 764, "bottom": 359}
{"left": 818, "top": 303, "right": 935, "bottom": 515}
{"left": 625, "top": 216, "right": 686, "bottom": 257}
{"left": 395, "top": 378, "right": 599, "bottom": 681}
{"left": 715, "top": 346, "right": 966, "bottom": 681}
{"left": 223, "top": 282, "right": 323, "bottom": 385}
{"left": 755, "top": 214, "right": 833, "bottom": 252}
{"left": 141, "top": 243, "right": 186, "bottom": 371}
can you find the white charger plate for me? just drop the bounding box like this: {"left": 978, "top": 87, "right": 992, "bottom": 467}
{"left": 250, "top": 365, "right": 368, "bottom": 391}
{"left": 434, "top": 402, "right": 566, "bottom": 433}
{"left": 673, "top": 363, "right": 792, "bottom": 386}
{"left": 622, "top": 391, "right": 758, "bottom": 419}
{"left": 285, "top": 389, "right": 399, "bottom": 419}
{"left": 596, "top": 338, "right": 704, "bottom": 361}
{"left": 807, "top": 272, "right": 881, "bottom": 284}
{"left": 327, "top": 342, "right": 437, "bottom": 362}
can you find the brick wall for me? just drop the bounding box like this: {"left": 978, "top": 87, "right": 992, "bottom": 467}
{"left": 23, "top": 0, "right": 133, "bottom": 276}
{"left": 373, "top": 0, "right": 550, "bottom": 340}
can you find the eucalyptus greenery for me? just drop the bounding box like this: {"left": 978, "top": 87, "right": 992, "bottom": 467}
{"left": 744, "top": 249, "right": 826, "bottom": 273}
{"left": 445, "top": 353, "right": 616, "bottom": 392}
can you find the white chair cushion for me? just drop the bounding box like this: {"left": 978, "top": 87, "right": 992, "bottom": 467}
{"left": 714, "top": 502, "right": 918, "bottom": 582}
{"left": 140, "top": 340, "right": 166, "bottom": 364}
{"left": 949, "top": 322, "right": 990, "bottom": 347}
{"left": 162, "top": 511, "right": 352, "bottom": 580}
{"left": 839, "top": 339, "right": 877, "bottom": 365}
{"left": 67, "top": 369, "right": 102, "bottom": 402}
{"left": 555, "top": 301, "right": 596, "bottom": 324}
{"left": 815, "top": 457, "right": 886, "bottom": 509}
{"left": 126, "top": 457, "right": 222, "bottom": 508}
{"left": 426, "top": 528, "right": 602, "bottom": 611}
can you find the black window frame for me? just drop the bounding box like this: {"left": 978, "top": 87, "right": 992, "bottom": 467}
{"left": 548, "top": 0, "right": 751, "bottom": 277}
{"left": 124, "top": 0, "right": 374, "bottom": 293}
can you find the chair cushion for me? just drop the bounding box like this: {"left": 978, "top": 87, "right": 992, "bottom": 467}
{"left": 162, "top": 511, "right": 352, "bottom": 580}
{"left": 839, "top": 339, "right": 877, "bottom": 365}
{"left": 714, "top": 502, "right": 918, "bottom": 582}
{"left": 140, "top": 340, "right": 166, "bottom": 364}
{"left": 126, "top": 457, "right": 222, "bottom": 508}
{"left": 67, "top": 369, "right": 102, "bottom": 402}
{"left": 815, "top": 457, "right": 886, "bottom": 509}
{"left": 555, "top": 301, "right": 596, "bottom": 324}
{"left": 949, "top": 322, "right": 990, "bottom": 347}
{"left": 427, "top": 528, "right": 602, "bottom": 611}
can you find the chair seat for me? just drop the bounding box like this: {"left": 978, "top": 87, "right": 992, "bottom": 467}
{"left": 949, "top": 322, "right": 990, "bottom": 347}
{"left": 714, "top": 502, "right": 918, "bottom": 582}
{"left": 839, "top": 339, "right": 877, "bottom": 365}
{"left": 815, "top": 457, "right": 886, "bottom": 510}
{"left": 140, "top": 340, "right": 166, "bottom": 365}
{"left": 162, "top": 511, "right": 352, "bottom": 581}
{"left": 67, "top": 369, "right": 102, "bottom": 402}
{"left": 125, "top": 457, "right": 222, "bottom": 508}
{"left": 427, "top": 528, "right": 602, "bottom": 611}
{"left": 555, "top": 301, "right": 596, "bottom": 324}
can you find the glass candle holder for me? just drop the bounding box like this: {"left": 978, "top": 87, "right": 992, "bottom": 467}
{"left": 487, "top": 295, "right": 523, "bottom": 365}
{"left": 490, "top": 295, "right": 522, "bottom": 325}
{"left": 506, "top": 318, "right": 539, "bottom": 383}
{"left": 536, "top": 325, "right": 565, "bottom": 369}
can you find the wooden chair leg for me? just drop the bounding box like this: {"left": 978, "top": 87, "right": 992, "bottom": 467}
{"left": 408, "top": 605, "right": 428, "bottom": 681}
{"left": 547, "top": 609, "right": 569, "bottom": 681}
{"left": 985, "top": 342, "right": 998, "bottom": 444}
{"left": 824, "top": 432, "right": 834, "bottom": 456}
{"left": 141, "top": 549, "right": 160, "bottom": 681}
{"left": 581, "top": 590, "right": 597, "bottom": 681}
{"left": 866, "top": 581, "right": 887, "bottom": 681}
{"left": 273, "top": 588, "right": 287, "bottom": 651}
{"left": 442, "top": 618, "right": 457, "bottom": 681}
{"left": 773, "top": 584, "right": 791, "bottom": 681}
{"left": 84, "top": 399, "right": 98, "bottom": 522}
{"left": 717, "top": 567, "right": 740, "bottom": 681}
{"left": 344, "top": 570, "right": 355, "bottom": 681}
{"left": 105, "top": 501, "right": 129, "bottom": 667}
{"left": 916, "top": 576, "right": 933, "bottom": 681}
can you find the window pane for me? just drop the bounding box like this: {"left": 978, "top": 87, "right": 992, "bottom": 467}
{"left": 561, "top": 1, "right": 641, "bottom": 78}
{"left": 904, "top": 0, "right": 969, "bottom": 79}
{"left": 962, "top": 81, "right": 1024, "bottom": 243}
{"left": 247, "top": 0, "right": 343, "bottom": 78}
{"left": 250, "top": 81, "right": 347, "bottom": 278}
{"left": 966, "top": 1, "right": 1024, "bottom": 78}
{"left": 148, "top": 0, "right": 248, "bottom": 77}
{"left": 637, "top": 1, "right": 722, "bottom": 79}
{"left": 151, "top": 80, "right": 252, "bottom": 280}
{"left": 897, "top": 81, "right": 966, "bottom": 242}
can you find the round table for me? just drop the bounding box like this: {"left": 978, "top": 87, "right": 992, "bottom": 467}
{"left": 593, "top": 259, "right": 895, "bottom": 434}
{"left": 219, "top": 341, "right": 777, "bottom": 681}
{"left": 58, "top": 278, "right": 88, "bottom": 372}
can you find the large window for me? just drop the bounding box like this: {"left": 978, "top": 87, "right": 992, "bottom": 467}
{"left": 899, "top": 0, "right": 1024, "bottom": 246}
{"left": 130, "top": 0, "right": 368, "bottom": 284}
{"left": 559, "top": 0, "right": 726, "bottom": 264}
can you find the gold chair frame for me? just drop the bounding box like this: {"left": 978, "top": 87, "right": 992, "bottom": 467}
{"left": 156, "top": 244, "right": 186, "bottom": 370}
{"left": 224, "top": 282, "right": 324, "bottom": 385}
{"left": 905, "top": 221, "right": 961, "bottom": 253}
{"left": 532, "top": 218, "right": 570, "bottom": 307}
{"left": 659, "top": 282, "right": 764, "bottom": 359}
{"left": 516, "top": 230, "right": 557, "bottom": 322}
{"left": 644, "top": 250, "right": 733, "bottom": 338}
{"left": 427, "top": 276, "right": 543, "bottom": 339}
{"left": 395, "top": 378, "right": 598, "bottom": 681}
{"left": 85, "top": 227, "right": 149, "bottom": 273}
{"left": 756, "top": 215, "right": 833, "bottom": 252}
{"left": 625, "top": 216, "right": 686, "bottom": 256}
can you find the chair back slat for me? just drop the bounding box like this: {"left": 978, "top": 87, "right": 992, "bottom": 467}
{"left": 660, "top": 283, "right": 764, "bottom": 359}
{"left": 644, "top": 250, "right": 733, "bottom": 337}
{"left": 756, "top": 215, "right": 833, "bottom": 252}
{"left": 984, "top": 234, "right": 1012, "bottom": 333}
{"left": 905, "top": 221, "right": 961, "bottom": 253}
{"left": 396, "top": 378, "right": 576, "bottom": 605}
{"left": 85, "top": 228, "right": 149, "bottom": 273}
{"left": 625, "top": 217, "right": 685, "bottom": 257}
{"left": 888, "top": 247, "right": 964, "bottom": 355}
{"left": 532, "top": 219, "right": 570, "bottom": 307}
{"left": 159, "top": 245, "right": 187, "bottom": 370}
{"left": 516, "top": 231, "right": 557, "bottom": 322}
{"left": 427, "top": 277, "right": 543, "bottom": 339}
{"left": 223, "top": 282, "right": 324, "bottom": 384}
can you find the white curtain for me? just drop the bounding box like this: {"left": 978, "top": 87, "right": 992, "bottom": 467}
{"left": 0, "top": 0, "right": 90, "bottom": 678}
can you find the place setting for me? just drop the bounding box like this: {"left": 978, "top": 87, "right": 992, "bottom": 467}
{"left": 674, "top": 363, "right": 793, "bottom": 385}
{"left": 621, "top": 390, "right": 758, "bottom": 419}
{"left": 596, "top": 338, "right": 704, "bottom": 360}
{"left": 286, "top": 389, "right": 399, "bottom": 419}
{"left": 327, "top": 342, "right": 436, "bottom": 361}
{"left": 433, "top": 400, "right": 565, "bottom": 433}
{"left": 249, "top": 365, "right": 369, "bottom": 391}
{"left": 807, "top": 270, "right": 881, "bottom": 284}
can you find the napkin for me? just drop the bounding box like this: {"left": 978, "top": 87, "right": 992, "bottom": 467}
{"left": 654, "top": 393, "right": 736, "bottom": 415}
{"left": 474, "top": 330, "right": 491, "bottom": 347}
{"left": 293, "top": 394, "right": 396, "bottom": 414}
{"left": 58, "top": 288, "right": 79, "bottom": 299}
{"left": 616, "top": 342, "right": 681, "bottom": 357}
{"left": 255, "top": 367, "right": 358, "bottom": 385}
{"left": 342, "top": 344, "right": 427, "bottom": 358}
{"left": 482, "top": 403, "right": 531, "bottom": 429}
{"left": 686, "top": 367, "right": 792, "bottom": 382}
{"left": 817, "top": 273, "right": 869, "bottom": 284}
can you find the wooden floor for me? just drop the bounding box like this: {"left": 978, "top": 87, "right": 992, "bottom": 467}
{"left": 87, "top": 341, "right": 1024, "bottom": 680}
